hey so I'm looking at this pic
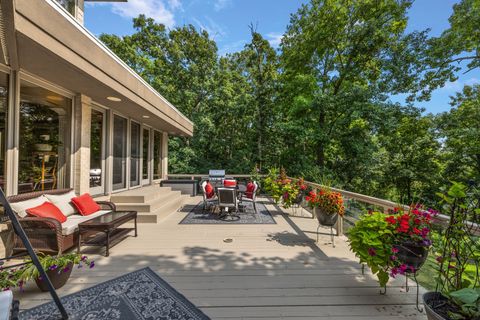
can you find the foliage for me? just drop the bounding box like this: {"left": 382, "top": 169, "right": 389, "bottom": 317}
{"left": 433, "top": 183, "right": 480, "bottom": 292}
{"left": 384, "top": 205, "right": 437, "bottom": 246}
{"left": 348, "top": 205, "right": 436, "bottom": 287}
{"left": 348, "top": 212, "right": 397, "bottom": 287}
{"left": 305, "top": 188, "right": 345, "bottom": 216}
{"left": 448, "top": 288, "right": 480, "bottom": 319}
{"left": 19, "top": 253, "right": 95, "bottom": 283}
{"left": 0, "top": 267, "right": 25, "bottom": 291}
{"left": 99, "top": 1, "right": 480, "bottom": 212}
{"left": 262, "top": 168, "right": 300, "bottom": 208}
{"left": 437, "top": 84, "right": 480, "bottom": 186}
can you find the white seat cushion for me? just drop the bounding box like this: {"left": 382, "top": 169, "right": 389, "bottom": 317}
{"left": 45, "top": 191, "right": 78, "bottom": 217}
{"left": 10, "top": 195, "right": 47, "bottom": 218}
{"left": 61, "top": 210, "right": 111, "bottom": 235}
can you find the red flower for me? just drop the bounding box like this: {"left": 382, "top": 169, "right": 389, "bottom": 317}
{"left": 413, "top": 228, "right": 421, "bottom": 235}
{"left": 385, "top": 216, "right": 396, "bottom": 225}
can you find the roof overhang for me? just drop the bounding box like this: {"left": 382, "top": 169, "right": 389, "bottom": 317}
{"left": 4, "top": 0, "right": 193, "bottom": 137}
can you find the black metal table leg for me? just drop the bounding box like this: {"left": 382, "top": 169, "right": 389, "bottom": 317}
{"left": 105, "top": 230, "right": 110, "bottom": 257}
{"left": 134, "top": 217, "right": 138, "bottom": 237}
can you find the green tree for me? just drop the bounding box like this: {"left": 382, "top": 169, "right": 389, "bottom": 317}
{"left": 379, "top": 108, "right": 441, "bottom": 204}
{"left": 438, "top": 84, "right": 480, "bottom": 184}
{"left": 279, "top": 0, "right": 432, "bottom": 192}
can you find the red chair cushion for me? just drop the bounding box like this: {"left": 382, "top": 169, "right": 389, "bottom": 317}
{"left": 245, "top": 182, "right": 256, "bottom": 199}
{"left": 26, "top": 201, "right": 67, "bottom": 223}
{"left": 205, "top": 182, "right": 215, "bottom": 199}
{"left": 224, "top": 179, "right": 237, "bottom": 187}
{"left": 71, "top": 193, "right": 101, "bottom": 216}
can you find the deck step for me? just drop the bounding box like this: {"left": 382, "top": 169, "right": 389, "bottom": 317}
{"left": 109, "top": 185, "right": 187, "bottom": 223}
{"left": 110, "top": 186, "right": 172, "bottom": 203}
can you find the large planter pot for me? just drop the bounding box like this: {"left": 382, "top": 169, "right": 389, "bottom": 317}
{"left": 423, "top": 292, "right": 452, "bottom": 320}
{"left": 35, "top": 262, "right": 73, "bottom": 292}
{"left": 393, "top": 242, "right": 429, "bottom": 271}
{"left": 315, "top": 208, "right": 338, "bottom": 226}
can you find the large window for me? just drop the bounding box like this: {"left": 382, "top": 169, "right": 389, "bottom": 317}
{"left": 18, "top": 81, "right": 71, "bottom": 193}
{"left": 130, "top": 122, "right": 141, "bottom": 187}
{"left": 153, "top": 131, "right": 162, "bottom": 180}
{"left": 112, "top": 115, "right": 127, "bottom": 190}
{"left": 142, "top": 128, "right": 150, "bottom": 182}
{"left": 0, "top": 73, "right": 8, "bottom": 191}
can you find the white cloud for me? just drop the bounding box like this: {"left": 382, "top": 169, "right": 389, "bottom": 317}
{"left": 266, "top": 32, "right": 283, "bottom": 47}
{"left": 193, "top": 17, "right": 226, "bottom": 39}
{"left": 441, "top": 78, "right": 480, "bottom": 92}
{"left": 213, "top": 0, "right": 232, "bottom": 11}
{"left": 219, "top": 40, "right": 246, "bottom": 56}
{"left": 89, "top": 0, "right": 182, "bottom": 28}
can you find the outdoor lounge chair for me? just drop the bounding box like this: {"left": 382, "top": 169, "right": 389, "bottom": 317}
{"left": 7, "top": 189, "right": 116, "bottom": 255}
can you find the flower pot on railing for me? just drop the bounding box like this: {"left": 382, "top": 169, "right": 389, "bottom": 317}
{"left": 35, "top": 262, "right": 73, "bottom": 292}
{"left": 393, "top": 241, "right": 429, "bottom": 272}
{"left": 315, "top": 207, "right": 339, "bottom": 226}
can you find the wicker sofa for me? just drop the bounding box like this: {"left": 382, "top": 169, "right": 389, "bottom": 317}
{"left": 7, "top": 189, "right": 116, "bottom": 255}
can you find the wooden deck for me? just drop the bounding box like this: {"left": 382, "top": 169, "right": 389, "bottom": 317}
{"left": 14, "top": 197, "right": 427, "bottom": 319}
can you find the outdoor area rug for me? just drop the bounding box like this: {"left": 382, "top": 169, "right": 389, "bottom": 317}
{"left": 179, "top": 201, "right": 276, "bottom": 224}
{"left": 20, "top": 267, "right": 210, "bottom": 320}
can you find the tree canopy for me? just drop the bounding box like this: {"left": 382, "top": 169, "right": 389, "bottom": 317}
{"left": 100, "top": 0, "right": 479, "bottom": 206}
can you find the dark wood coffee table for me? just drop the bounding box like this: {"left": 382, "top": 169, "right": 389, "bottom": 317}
{"left": 77, "top": 211, "right": 137, "bottom": 257}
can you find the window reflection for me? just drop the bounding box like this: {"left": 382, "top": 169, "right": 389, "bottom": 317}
{"left": 90, "top": 109, "right": 103, "bottom": 189}
{"left": 153, "top": 131, "right": 162, "bottom": 180}
{"left": 19, "top": 81, "right": 71, "bottom": 193}
{"left": 0, "top": 73, "right": 8, "bottom": 191}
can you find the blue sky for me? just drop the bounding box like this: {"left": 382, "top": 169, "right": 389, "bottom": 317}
{"left": 84, "top": 0, "right": 480, "bottom": 114}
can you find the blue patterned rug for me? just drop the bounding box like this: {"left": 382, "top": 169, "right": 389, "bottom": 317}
{"left": 179, "top": 201, "right": 276, "bottom": 224}
{"left": 20, "top": 267, "right": 210, "bottom": 320}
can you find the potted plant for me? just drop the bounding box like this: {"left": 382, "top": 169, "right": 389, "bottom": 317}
{"left": 385, "top": 205, "right": 435, "bottom": 273}
{"left": 20, "top": 253, "right": 95, "bottom": 292}
{"left": 423, "top": 182, "right": 480, "bottom": 320}
{"left": 0, "top": 267, "right": 25, "bottom": 292}
{"left": 263, "top": 168, "right": 300, "bottom": 209}
{"left": 348, "top": 205, "right": 435, "bottom": 290}
{"left": 305, "top": 188, "right": 345, "bottom": 226}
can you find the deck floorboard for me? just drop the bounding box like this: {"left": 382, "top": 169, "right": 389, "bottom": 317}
{"left": 13, "top": 196, "right": 427, "bottom": 319}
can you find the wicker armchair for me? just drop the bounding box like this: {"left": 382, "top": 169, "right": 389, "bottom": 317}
{"left": 7, "top": 189, "right": 116, "bottom": 255}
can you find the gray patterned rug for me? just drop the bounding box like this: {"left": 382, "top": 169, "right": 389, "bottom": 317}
{"left": 179, "top": 201, "right": 276, "bottom": 224}
{"left": 20, "top": 267, "right": 210, "bottom": 320}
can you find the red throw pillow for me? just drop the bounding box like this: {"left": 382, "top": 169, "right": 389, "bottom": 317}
{"left": 224, "top": 179, "right": 237, "bottom": 187}
{"left": 71, "top": 193, "right": 101, "bottom": 216}
{"left": 245, "top": 182, "right": 256, "bottom": 199}
{"left": 26, "top": 202, "right": 67, "bottom": 223}
{"left": 205, "top": 182, "right": 215, "bottom": 199}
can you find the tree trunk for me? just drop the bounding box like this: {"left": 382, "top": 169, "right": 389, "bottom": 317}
{"left": 316, "top": 109, "right": 326, "bottom": 168}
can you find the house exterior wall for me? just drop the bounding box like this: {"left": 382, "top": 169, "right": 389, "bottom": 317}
{"left": 0, "top": 0, "right": 190, "bottom": 197}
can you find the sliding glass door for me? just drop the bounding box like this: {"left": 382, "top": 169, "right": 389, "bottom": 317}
{"left": 112, "top": 115, "right": 127, "bottom": 191}
{"left": 130, "top": 122, "right": 141, "bottom": 187}
{"left": 90, "top": 108, "right": 105, "bottom": 195}
{"left": 18, "top": 80, "right": 71, "bottom": 193}
{"left": 142, "top": 128, "right": 150, "bottom": 185}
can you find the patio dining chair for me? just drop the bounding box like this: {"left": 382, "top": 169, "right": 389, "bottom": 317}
{"left": 238, "top": 181, "right": 258, "bottom": 214}
{"left": 201, "top": 180, "right": 217, "bottom": 212}
{"left": 217, "top": 188, "right": 239, "bottom": 220}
